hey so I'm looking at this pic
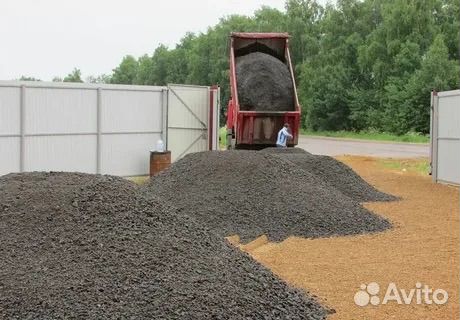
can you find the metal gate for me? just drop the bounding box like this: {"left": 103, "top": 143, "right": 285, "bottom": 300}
{"left": 166, "top": 84, "right": 219, "bottom": 161}
{"left": 431, "top": 90, "right": 460, "bottom": 185}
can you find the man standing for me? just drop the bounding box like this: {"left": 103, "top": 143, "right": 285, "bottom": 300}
{"left": 276, "top": 123, "right": 293, "bottom": 148}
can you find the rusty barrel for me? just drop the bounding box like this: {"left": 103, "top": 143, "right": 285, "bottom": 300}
{"left": 149, "top": 151, "right": 171, "bottom": 177}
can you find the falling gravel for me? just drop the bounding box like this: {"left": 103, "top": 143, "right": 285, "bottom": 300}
{"left": 236, "top": 52, "right": 295, "bottom": 111}
{"left": 146, "top": 151, "right": 392, "bottom": 243}
{"left": 0, "top": 172, "right": 328, "bottom": 319}
{"left": 261, "top": 149, "right": 398, "bottom": 202}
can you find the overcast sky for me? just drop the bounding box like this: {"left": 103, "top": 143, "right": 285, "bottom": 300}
{"left": 0, "top": 0, "right": 332, "bottom": 81}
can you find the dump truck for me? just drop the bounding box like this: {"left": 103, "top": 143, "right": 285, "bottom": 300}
{"left": 226, "top": 32, "right": 301, "bottom": 149}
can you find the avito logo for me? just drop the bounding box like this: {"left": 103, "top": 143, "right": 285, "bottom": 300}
{"left": 354, "top": 282, "right": 448, "bottom": 307}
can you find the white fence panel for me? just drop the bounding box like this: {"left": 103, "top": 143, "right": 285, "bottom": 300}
{"left": 101, "top": 133, "right": 162, "bottom": 176}
{"left": 100, "top": 88, "right": 165, "bottom": 176}
{"left": 0, "top": 137, "right": 20, "bottom": 175}
{"left": 167, "top": 85, "right": 210, "bottom": 162}
{"left": 24, "top": 135, "right": 97, "bottom": 173}
{"left": 437, "top": 94, "right": 460, "bottom": 138}
{"left": 0, "top": 87, "right": 20, "bottom": 135}
{"left": 101, "top": 89, "right": 163, "bottom": 133}
{"left": 21, "top": 87, "right": 98, "bottom": 173}
{"left": 25, "top": 88, "right": 97, "bottom": 134}
{"left": 431, "top": 90, "right": 460, "bottom": 185}
{"left": 437, "top": 140, "right": 460, "bottom": 184}
{"left": 0, "top": 86, "right": 21, "bottom": 175}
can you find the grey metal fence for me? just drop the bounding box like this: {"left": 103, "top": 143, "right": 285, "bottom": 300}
{"left": 431, "top": 89, "right": 460, "bottom": 185}
{"left": 0, "top": 81, "right": 167, "bottom": 176}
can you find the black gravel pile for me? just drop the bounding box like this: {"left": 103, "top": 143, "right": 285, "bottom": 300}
{"left": 0, "top": 172, "right": 328, "bottom": 319}
{"left": 145, "top": 151, "right": 391, "bottom": 243}
{"left": 262, "top": 149, "right": 398, "bottom": 202}
{"left": 236, "top": 52, "right": 295, "bottom": 111}
{"left": 261, "top": 147, "right": 309, "bottom": 154}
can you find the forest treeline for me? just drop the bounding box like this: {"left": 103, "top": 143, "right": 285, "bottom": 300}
{"left": 27, "top": 0, "right": 460, "bottom": 134}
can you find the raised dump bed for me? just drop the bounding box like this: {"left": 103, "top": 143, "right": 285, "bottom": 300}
{"left": 226, "top": 32, "right": 301, "bottom": 149}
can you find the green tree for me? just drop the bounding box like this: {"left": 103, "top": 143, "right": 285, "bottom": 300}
{"left": 300, "top": 63, "right": 350, "bottom": 130}
{"left": 253, "top": 6, "right": 287, "bottom": 32}
{"left": 86, "top": 74, "right": 111, "bottom": 83}
{"left": 63, "top": 68, "right": 83, "bottom": 83}
{"left": 285, "top": 0, "right": 322, "bottom": 67}
{"left": 403, "top": 35, "right": 459, "bottom": 133}
{"left": 299, "top": 0, "right": 368, "bottom": 130}
{"left": 149, "top": 45, "right": 172, "bottom": 85}
{"left": 110, "top": 55, "right": 138, "bottom": 84}
{"left": 135, "top": 54, "right": 154, "bottom": 85}
{"left": 436, "top": 0, "right": 460, "bottom": 60}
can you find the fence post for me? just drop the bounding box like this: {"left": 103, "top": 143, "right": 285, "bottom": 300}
{"left": 19, "top": 85, "right": 25, "bottom": 172}
{"left": 96, "top": 88, "right": 102, "bottom": 174}
{"left": 431, "top": 91, "right": 439, "bottom": 183}
{"left": 162, "top": 88, "right": 169, "bottom": 150}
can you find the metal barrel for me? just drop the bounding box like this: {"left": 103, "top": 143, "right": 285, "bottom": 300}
{"left": 149, "top": 151, "right": 171, "bottom": 177}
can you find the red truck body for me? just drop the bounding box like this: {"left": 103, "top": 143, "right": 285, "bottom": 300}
{"left": 226, "top": 32, "right": 300, "bottom": 149}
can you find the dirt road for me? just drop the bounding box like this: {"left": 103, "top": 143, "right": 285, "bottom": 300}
{"left": 298, "top": 136, "right": 429, "bottom": 158}
{"left": 241, "top": 156, "right": 459, "bottom": 320}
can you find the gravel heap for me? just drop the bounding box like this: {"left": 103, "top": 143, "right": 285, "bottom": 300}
{"left": 146, "top": 151, "right": 391, "bottom": 243}
{"left": 261, "top": 149, "right": 398, "bottom": 202}
{"left": 261, "top": 147, "right": 309, "bottom": 154}
{"left": 236, "top": 52, "right": 295, "bottom": 111}
{"left": 0, "top": 172, "right": 328, "bottom": 319}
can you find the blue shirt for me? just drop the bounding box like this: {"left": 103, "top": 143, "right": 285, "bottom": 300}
{"left": 276, "top": 127, "right": 292, "bottom": 147}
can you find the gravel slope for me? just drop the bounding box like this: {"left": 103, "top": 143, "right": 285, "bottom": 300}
{"left": 0, "top": 172, "right": 328, "bottom": 319}
{"left": 262, "top": 149, "right": 398, "bottom": 202}
{"left": 146, "top": 151, "right": 392, "bottom": 242}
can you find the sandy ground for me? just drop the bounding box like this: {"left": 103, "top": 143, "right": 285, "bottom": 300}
{"left": 298, "top": 136, "right": 429, "bottom": 158}
{"left": 238, "top": 156, "right": 459, "bottom": 320}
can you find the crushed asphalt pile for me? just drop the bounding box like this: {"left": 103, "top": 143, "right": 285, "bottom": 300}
{"left": 262, "top": 149, "right": 398, "bottom": 202}
{"left": 236, "top": 52, "right": 295, "bottom": 111}
{"left": 0, "top": 172, "right": 328, "bottom": 319}
{"left": 146, "top": 151, "right": 392, "bottom": 243}
{"left": 260, "top": 147, "right": 309, "bottom": 154}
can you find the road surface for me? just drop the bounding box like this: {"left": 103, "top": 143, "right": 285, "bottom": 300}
{"left": 297, "top": 136, "right": 429, "bottom": 158}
